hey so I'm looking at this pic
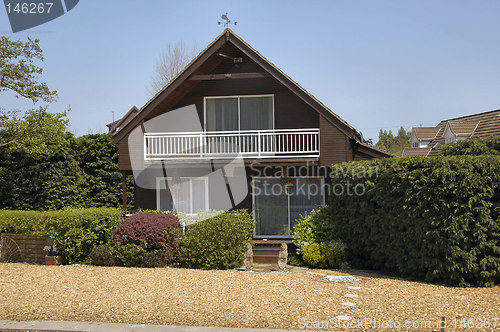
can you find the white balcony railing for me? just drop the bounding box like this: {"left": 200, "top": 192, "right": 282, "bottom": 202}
{"left": 144, "top": 128, "right": 320, "bottom": 160}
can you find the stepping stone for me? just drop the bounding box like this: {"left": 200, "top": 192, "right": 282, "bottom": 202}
{"left": 348, "top": 286, "right": 361, "bottom": 290}
{"left": 322, "top": 275, "right": 361, "bottom": 283}
{"left": 341, "top": 302, "right": 356, "bottom": 306}
{"left": 336, "top": 315, "right": 352, "bottom": 321}
{"left": 344, "top": 294, "right": 358, "bottom": 298}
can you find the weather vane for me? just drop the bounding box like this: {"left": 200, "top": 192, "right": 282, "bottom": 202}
{"left": 218, "top": 13, "right": 237, "bottom": 28}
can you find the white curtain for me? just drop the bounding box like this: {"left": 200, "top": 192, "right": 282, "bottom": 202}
{"left": 170, "top": 179, "right": 190, "bottom": 213}
{"left": 240, "top": 96, "right": 273, "bottom": 130}
{"left": 191, "top": 179, "right": 207, "bottom": 213}
{"left": 254, "top": 178, "right": 289, "bottom": 236}
{"left": 158, "top": 179, "right": 173, "bottom": 211}
{"left": 206, "top": 98, "right": 238, "bottom": 131}
{"left": 254, "top": 177, "right": 324, "bottom": 236}
{"left": 289, "top": 178, "right": 323, "bottom": 230}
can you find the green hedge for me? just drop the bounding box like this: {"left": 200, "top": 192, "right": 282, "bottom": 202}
{"left": 327, "top": 156, "right": 500, "bottom": 287}
{"left": 177, "top": 210, "right": 255, "bottom": 269}
{"left": 0, "top": 208, "right": 122, "bottom": 264}
{"left": 0, "top": 210, "right": 47, "bottom": 235}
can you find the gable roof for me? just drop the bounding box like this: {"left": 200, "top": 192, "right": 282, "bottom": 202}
{"left": 447, "top": 121, "right": 479, "bottom": 135}
{"left": 401, "top": 147, "right": 431, "bottom": 157}
{"left": 107, "top": 106, "right": 139, "bottom": 134}
{"left": 436, "top": 109, "right": 500, "bottom": 138}
{"left": 113, "top": 29, "right": 361, "bottom": 143}
{"left": 413, "top": 127, "right": 440, "bottom": 140}
{"left": 403, "top": 109, "right": 500, "bottom": 157}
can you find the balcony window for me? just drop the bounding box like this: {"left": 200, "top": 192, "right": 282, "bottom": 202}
{"left": 205, "top": 95, "right": 273, "bottom": 132}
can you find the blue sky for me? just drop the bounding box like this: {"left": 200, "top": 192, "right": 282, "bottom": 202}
{"left": 1, "top": 0, "right": 500, "bottom": 142}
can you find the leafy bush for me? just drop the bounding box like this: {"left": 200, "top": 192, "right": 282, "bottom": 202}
{"left": 89, "top": 245, "right": 115, "bottom": 266}
{"left": 90, "top": 244, "right": 168, "bottom": 268}
{"left": 177, "top": 210, "right": 224, "bottom": 226}
{"left": 302, "top": 242, "right": 346, "bottom": 269}
{"left": 141, "top": 250, "right": 169, "bottom": 268}
{"left": 112, "top": 213, "right": 180, "bottom": 263}
{"left": 293, "top": 207, "right": 336, "bottom": 255}
{"left": 440, "top": 136, "right": 500, "bottom": 156}
{"left": 328, "top": 156, "right": 500, "bottom": 286}
{"left": 44, "top": 208, "right": 122, "bottom": 264}
{"left": 177, "top": 210, "right": 254, "bottom": 269}
{"left": 110, "top": 243, "right": 147, "bottom": 267}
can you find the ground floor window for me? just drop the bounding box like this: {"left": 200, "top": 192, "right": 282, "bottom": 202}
{"left": 252, "top": 177, "right": 324, "bottom": 237}
{"left": 156, "top": 177, "right": 209, "bottom": 214}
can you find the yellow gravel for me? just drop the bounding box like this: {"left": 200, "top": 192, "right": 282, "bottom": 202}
{"left": 0, "top": 263, "right": 499, "bottom": 331}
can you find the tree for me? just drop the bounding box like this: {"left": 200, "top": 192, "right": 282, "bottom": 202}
{"left": 0, "top": 106, "right": 68, "bottom": 152}
{"left": 0, "top": 107, "right": 82, "bottom": 210}
{"left": 440, "top": 136, "right": 500, "bottom": 156}
{"left": 0, "top": 36, "right": 57, "bottom": 103}
{"left": 375, "top": 126, "right": 411, "bottom": 156}
{"left": 74, "top": 134, "right": 134, "bottom": 209}
{"left": 148, "top": 41, "right": 199, "bottom": 96}
{"left": 0, "top": 117, "right": 135, "bottom": 210}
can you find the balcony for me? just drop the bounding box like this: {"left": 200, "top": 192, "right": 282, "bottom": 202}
{"left": 144, "top": 128, "right": 320, "bottom": 161}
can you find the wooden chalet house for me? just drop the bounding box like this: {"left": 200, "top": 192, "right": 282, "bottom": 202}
{"left": 112, "top": 29, "right": 390, "bottom": 239}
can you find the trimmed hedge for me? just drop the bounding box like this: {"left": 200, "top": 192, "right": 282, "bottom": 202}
{"left": 177, "top": 210, "right": 254, "bottom": 270}
{"left": 0, "top": 208, "right": 122, "bottom": 264}
{"left": 327, "top": 156, "right": 500, "bottom": 286}
{"left": 0, "top": 210, "right": 47, "bottom": 235}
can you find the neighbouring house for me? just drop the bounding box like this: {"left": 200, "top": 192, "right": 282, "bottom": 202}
{"left": 111, "top": 29, "right": 391, "bottom": 239}
{"left": 402, "top": 109, "right": 500, "bottom": 157}
{"left": 107, "top": 106, "right": 139, "bottom": 134}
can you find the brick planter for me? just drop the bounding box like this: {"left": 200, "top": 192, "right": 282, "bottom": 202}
{"left": 45, "top": 255, "right": 61, "bottom": 265}
{"left": 0, "top": 234, "right": 50, "bottom": 264}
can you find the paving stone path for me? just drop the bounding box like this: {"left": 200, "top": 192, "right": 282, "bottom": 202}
{"left": 335, "top": 276, "right": 363, "bottom": 322}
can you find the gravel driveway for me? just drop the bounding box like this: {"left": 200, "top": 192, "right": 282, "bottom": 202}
{"left": 0, "top": 263, "right": 498, "bottom": 331}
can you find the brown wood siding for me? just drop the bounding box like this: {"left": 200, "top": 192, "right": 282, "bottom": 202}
{"left": 118, "top": 139, "right": 131, "bottom": 170}
{"left": 353, "top": 150, "right": 373, "bottom": 161}
{"left": 134, "top": 184, "right": 156, "bottom": 210}
{"left": 149, "top": 77, "right": 319, "bottom": 131}
{"left": 319, "top": 115, "right": 350, "bottom": 166}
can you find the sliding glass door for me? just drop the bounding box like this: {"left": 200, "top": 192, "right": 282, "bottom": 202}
{"left": 205, "top": 97, "right": 238, "bottom": 132}
{"left": 205, "top": 95, "right": 273, "bottom": 131}
{"left": 157, "top": 177, "right": 208, "bottom": 214}
{"left": 253, "top": 177, "right": 324, "bottom": 237}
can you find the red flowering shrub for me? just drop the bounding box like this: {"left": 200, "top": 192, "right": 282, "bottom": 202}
{"left": 112, "top": 213, "right": 180, "bottom": 262}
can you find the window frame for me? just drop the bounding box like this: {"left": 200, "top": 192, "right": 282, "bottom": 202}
{"left": 251, "top": 176, "right": 325, "bottom": 238}
{"left": 156, "top": 176, "right": 209, "bottom": 215}
{"left": 203, "top": 94, "right": 275, "bottom": 132}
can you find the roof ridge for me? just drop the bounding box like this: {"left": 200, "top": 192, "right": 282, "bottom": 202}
{"left": 444, "top": 109, "right": 500, "bottom": 122}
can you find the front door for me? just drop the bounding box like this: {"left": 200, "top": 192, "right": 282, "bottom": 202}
{"left": 253, "top": 177, "right": 324, "bottom": 237}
